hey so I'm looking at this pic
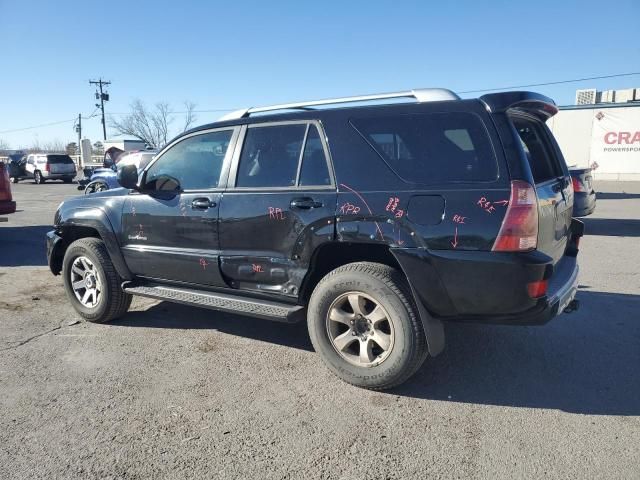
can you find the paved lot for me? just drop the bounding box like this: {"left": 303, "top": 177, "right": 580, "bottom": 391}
{"left": 1, "top": 180, "right": 639, "bottom": 479}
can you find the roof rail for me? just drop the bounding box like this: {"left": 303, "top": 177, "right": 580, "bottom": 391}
{"left": 218, "top": 88, "right": 460, "bottom": 121}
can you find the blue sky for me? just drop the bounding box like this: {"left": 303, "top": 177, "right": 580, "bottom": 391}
{"left": 1, "top": 0, "right": 639, "bottom": 148}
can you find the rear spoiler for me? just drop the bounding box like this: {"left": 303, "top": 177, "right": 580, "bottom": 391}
{"left": 480, "top": 91, "right": 558, "bottom": 120}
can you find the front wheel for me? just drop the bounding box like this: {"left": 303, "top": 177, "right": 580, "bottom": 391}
{"left": 307, "top": 262, "right": 428, "bottom": 390}
{"left": 34, "top": 170, "right": 44, "bottom": 184}
{"left": 62, "top": 238, "right": 132, "bottom": 323}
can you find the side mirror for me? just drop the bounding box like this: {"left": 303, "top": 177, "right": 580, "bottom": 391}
{"left": 117, "top": 164, "right": 139, "bottom": 190}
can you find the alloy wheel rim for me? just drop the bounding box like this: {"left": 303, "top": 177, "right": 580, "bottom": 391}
{"left": 70, "top": 256, "right": 102, "bottom": 308}
{"left": 326, "top": 291, "right": 395, "bottom": 367}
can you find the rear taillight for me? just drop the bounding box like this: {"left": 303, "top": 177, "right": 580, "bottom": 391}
{"left": 0, "top": 164, "right": 12, "bottom": 201}
{"left": 571, "top": 176, "right": 586, "bottom": 193}
{"left": 527, "top": 279, "right": 548, "bottom": 298}
{"left": 492, "top": 180, "right": 538, "bottom": 252}
{"left": 45, "top": 163, "right": 50, "bottom": 172}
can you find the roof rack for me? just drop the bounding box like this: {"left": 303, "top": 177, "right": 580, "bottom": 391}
{"left": 218, "top": 88, "right": 460, "bottom": 121}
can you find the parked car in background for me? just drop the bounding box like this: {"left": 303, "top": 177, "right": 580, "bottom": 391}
{"left": 47, "top": 89, "right": 584, "bottom": 390}
{"left": 570, "top": 167, "right": 596, "bottom": 216}
{"left": 7, "top": 154, "right": 28, "bottom": 182}
{"left": 78, "top": 150, "right": 157, "bottom": 194}
{"left": 0, "top": 162, "right": 17, "bottom": 216}
{"left": 11, "top": 153, "right": 77, "bottom": 184}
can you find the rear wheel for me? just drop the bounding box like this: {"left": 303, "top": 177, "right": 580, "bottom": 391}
{"left": 307, "top": 262, "right": 428, "bottom": 390}
{"left": 11, "top": 177, "right": 19, "bottom": 183}
{"left": 34, "top": 170, "right": 44, "bottom": 184}
{"left": 62, "top": 238, "right": 132, "bottom": 323}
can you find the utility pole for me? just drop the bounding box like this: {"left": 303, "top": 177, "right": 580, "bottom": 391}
{"left": 75, "top": 113, "right": 82, "bottom": 167}
{"left": 89, "top": 78, "right": 111, "bottom": 140}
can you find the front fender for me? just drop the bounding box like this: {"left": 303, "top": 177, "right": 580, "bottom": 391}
{"left": 53, "top": 206, "right": 132, "bottom": 280}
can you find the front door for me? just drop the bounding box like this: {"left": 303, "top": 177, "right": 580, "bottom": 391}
{"left": 218, "top": 121, "right": 336, "bottom": 297}
{"left": 120, "top": 127, "right": 239, "bottom": 286}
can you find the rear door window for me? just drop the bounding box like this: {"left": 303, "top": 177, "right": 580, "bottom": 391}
{"left": 236, "top": 124, "right": 306, "bottom": 188}
{"left": 299, "top": 125, "right": 331, "bottom": 186}
{"left": 351, "top": 112, "right": 498, "bottom": 184}
{"left": 235, "top": 123, "right": 332, "bottom": 188}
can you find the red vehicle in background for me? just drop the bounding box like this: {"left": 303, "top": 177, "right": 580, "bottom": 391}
{"left": 0, "top": 162, "right": 17, "bottom": 218}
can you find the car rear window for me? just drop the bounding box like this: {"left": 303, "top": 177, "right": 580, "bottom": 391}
{"left": 47, "top": 155, "right": 75, "bottom": 164}
{"left": 351, "top": 112, "right": 498, "bottom": 184}
{"left": 511, "top": 116, "right": 563, "bottom": 184}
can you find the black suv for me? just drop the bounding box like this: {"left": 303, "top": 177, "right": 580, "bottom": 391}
{"left": 47, "top": 88, "right": 582, "bottom": 389}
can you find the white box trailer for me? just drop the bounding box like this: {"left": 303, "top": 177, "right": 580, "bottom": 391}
{"left": 547, "top": 103, "right": 640, "bottom": 181}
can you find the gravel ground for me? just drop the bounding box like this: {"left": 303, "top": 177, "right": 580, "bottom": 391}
{"left": 1, "top": 180, "right": 639, "bottom": 479}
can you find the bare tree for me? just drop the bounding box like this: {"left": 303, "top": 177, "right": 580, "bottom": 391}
{"left": 109, "top": 100, "right": 197, "bottom": 149}
{"left": 0, "top": 138, "right": 9, "bottom": 150}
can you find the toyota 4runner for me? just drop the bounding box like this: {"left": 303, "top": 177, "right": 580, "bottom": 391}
{"left": 47, "top": 88, "right": 582, "bottom": 390}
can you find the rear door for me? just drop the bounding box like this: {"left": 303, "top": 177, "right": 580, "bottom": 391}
{"left": 47, "top": 155, "right": 76, "bottom": 175}
{"left": 218, "top": 121, "right": 336, "bottom": 297}
{"left": 511, "top": 114, "right": 572, "bottom": 263}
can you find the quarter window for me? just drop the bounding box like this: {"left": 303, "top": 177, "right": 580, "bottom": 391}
{"left": 351, "top": 112, "right": 498, "bottom": 184}
{"left": 144, "top": 130, "right": 233, "bottom": 191}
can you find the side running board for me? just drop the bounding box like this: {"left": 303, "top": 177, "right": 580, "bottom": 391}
{"left": 123, "top": 284, "right": 304, "bottom": 323}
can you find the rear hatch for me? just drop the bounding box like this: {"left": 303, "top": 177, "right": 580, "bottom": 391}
{"left": 47, "top": 154, "right": 76, "bottom": 175}
{"left": 510, "top": 113, "right": 572, "bottom": 264}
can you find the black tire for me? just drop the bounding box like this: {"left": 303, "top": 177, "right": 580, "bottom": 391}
{"left": 307, "top": 262, "right": 428, "bottom": 390}
{"left": 63, "top": 177, "right": 73, "bottom": 183}
{"left": 62, "top": 237, "right": 132, "bottom": 323}
{"left": 11, "top": 177, "right": 19, "bottom": 184}
{"left": 34, "top": 170, "right": 43, "bottom": 184}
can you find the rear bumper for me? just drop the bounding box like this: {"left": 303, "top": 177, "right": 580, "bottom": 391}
{"left": 392, "top": 247, "right": 580, "bottom": 326}
{"left": 573, "top": 191, "right": 596, "bottom": 217}
{"left": 0, "top": 200, "right": 16, "bottom": 215}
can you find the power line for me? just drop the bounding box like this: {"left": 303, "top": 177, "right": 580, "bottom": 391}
{"left": 458, "top": 72, "right": 640, "bottom": 94}
{"left": 0, "top": 118, "right": 77, "bottom": 134}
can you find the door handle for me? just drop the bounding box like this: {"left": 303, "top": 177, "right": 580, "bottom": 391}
{"left": 290, "top": 197, "right": 323, "bottom": 209}
{"left": 191, "top": 198, "right": 216, "bottom": 210}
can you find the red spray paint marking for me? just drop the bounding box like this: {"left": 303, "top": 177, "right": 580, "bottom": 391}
{"left": 451, "top": 226, "right": 459, "bottom": 248}
{"left": 268, "top": 207, "right": 285, "bottom": 220}
{"left": 452, "top": 214, "right": 467, "bottom": 224}
{"left": 385, "top": 196, "right": 400, "bottom": 212}
{"left": 339, "top": 183, "right": 384, "bottom": 241}
{"left": 395, "top": 209, "right": 404, "bottom": 218}
{"left": 478, "top": 196, "right": 508, "bottom": 213}
{"left": 252, "top": 264, "right": 264, "bottom": 273}
{"left": 199, "top": 258, "right": 209, "bottom": 270}
{"left": 339, "top": 202, "right": 361, "bottom": 215}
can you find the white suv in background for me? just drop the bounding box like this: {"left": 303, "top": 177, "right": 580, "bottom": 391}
{"left": 25, "top": 154, "right": 77, "bottom": 184}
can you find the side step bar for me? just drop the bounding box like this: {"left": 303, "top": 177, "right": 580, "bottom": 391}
{"left": 123, "top": 284, "right": 304, "bottom": 323}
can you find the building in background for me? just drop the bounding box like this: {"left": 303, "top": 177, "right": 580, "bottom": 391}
{"left": 547, "top": 88, "right": 640, "bottom": 181}
{"left": 575, "top": 87, "right": 640, "bottom": 105}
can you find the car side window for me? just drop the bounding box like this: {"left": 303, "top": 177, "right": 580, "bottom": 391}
{"left": 299, "top": 125, "right": 331, "bottom": 186}
{"left": 351, "top": 112, "right": 498, "bottom": 184}
{"left": 144, "top": 130, "right": 233, "bottom": 191}
{"left": 236, "top": 124, "right": 307, "bottom": 188}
